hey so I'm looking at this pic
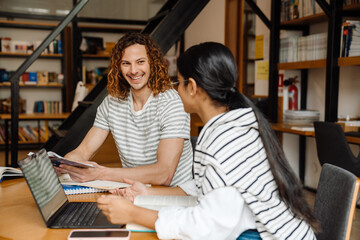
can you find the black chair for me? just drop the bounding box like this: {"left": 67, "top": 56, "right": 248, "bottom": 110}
{"left": 314, "top": 163, "right": 359, "bottom": 240}
{"left": 190, "top": 136, "right": 198, "bottom": 154}
{"left": 313, "top": 121, "right": 360, "bottom": 177}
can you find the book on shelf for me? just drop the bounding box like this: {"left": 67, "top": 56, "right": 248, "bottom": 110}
{"left": 125, "top": 195, "right": 198, "bottom": 232}
{"left": 340, "top": 21, "right": 360, "bottom": 57}
{"left": 0, "top": 167, "right": 23, "bottom": 183}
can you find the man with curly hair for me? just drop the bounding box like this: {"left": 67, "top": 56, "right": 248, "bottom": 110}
{"left": 57, "top": 32, "right": 193, "bottom": 187}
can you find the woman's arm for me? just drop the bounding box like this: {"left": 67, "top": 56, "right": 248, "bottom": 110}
{"left": 156, "top": 187, "right": 256, "bottom": 240}
{"left": 97, "top": 195, "right": 158, "bottom": 230}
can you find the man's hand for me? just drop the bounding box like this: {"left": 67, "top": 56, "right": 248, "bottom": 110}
{"left": 56, "top": 161, "right": 105, "bottom": 182}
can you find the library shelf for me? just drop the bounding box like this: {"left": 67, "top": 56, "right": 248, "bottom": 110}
{"left": 0, "top": 20, "right": 58, "bottom": 28}
{"left": 281, "top": 12, "right": 327, "bottom": 26}
{"left": 0, "top": 83, "right": 63, "bottom": 88}
{"left": 338, "top": 56, "right": 360, "bottom": 67}
{"left": 278, "top": 59, "right": 326, "bottom": 70}
{"left": 270, "top": 123, "right": 315, "bottom": 136}
{"left": 82, "top": 53, "right": 110, "bottom": 59}
{"left": 270, "top": 123, "right": 360, "bottom": 145}
{"left": 0, "top": 52, "right": 63, "bottom": 58}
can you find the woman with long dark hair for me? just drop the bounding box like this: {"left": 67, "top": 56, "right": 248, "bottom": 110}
{"left": 98, "top": 42, "right": 318, "bottom": 240}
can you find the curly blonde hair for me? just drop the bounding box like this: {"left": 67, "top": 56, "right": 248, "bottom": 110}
{"left": 107, "top": 32, "right": 172, "bottom": 100}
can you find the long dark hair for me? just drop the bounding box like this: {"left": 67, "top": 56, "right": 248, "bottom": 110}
{"left": 177, "top": 42, "right": 318, "bottom": 231}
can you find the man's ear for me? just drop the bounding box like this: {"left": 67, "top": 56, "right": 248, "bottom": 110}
{"left": 188, "top": 77, "right": 197, "bottom": 96}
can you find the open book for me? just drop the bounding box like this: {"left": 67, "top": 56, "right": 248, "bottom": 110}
{"left": 0, "top": 167, "right": 23, "bottom": 183}
{"left": 126, "top": 195, "right": 198, "bottom": 232}
{"left": 47, "top": 151, "right": 95, "bottom": 168}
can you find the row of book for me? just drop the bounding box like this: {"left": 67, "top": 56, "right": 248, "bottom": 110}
{"left": 340, "top": 21, "right": 360, "bottom": 57}
{"left": 280, "top": 32, "right": 327, "bottom": 63}
{"left": 280, "top": 0, "right": 329, "bottom": 22}
{"left": 0, "top": 37, "right": 62, "bottom": 54}
{"left": 0, "top": 125, "right": 48, "bottom": 143}
{"left": 0, "top": 69, "right": 64, "bottom": 85}
{"left": 33, "top": 101, "right": 63, "bottom": 114}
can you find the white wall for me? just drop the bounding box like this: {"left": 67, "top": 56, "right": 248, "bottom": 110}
{"left": 184, "top": 0, "right": 226, "bottom": 49}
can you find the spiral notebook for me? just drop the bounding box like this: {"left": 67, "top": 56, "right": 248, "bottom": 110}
{"left": 62, "top": 184, "right": 108, "bottom": 195}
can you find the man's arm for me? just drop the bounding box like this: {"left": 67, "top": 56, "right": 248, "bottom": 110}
{"left": 61, "top": 137, "right": 185, "bottom": 186}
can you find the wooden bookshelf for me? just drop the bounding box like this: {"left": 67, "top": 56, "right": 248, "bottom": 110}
{"left": 338, "top": 56, "right": 360, "bottom": 66}
{"left": 0, "top": 20, "right": 58, "bottom": 27}
{"left": 82, "top": 53, "right": 110, "bottom": 59}
{"left": 0, "top": 83, "right": 63, "bottom": 88}
{"left": 278, "top": 57, "right": 360, "bottom": 70}
{"left": 0, "top": 52, "right": 63, "bottom": 58}
{"left": 281, "top": 12, "right": 327, "bottom": 26}
{"left": 271, "top": 123, "right": 360, "bottom": 145}
{"left": 278, "top": 59, "right": 326, "bottom": 70}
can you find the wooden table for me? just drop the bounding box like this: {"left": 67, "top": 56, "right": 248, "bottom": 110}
{"left": 0, "top": 178, "right": 159, "bottom": 240}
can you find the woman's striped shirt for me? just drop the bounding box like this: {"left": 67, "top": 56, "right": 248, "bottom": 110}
{"left": 194, "top": 108, "right": 316, "bottom": 239}
{"left": 93, "top": 89, "right": 193, "bottom": 186}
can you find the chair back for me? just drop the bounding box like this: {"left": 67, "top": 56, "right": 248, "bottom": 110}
{"left": 190, "top": 136, "right": 197, "bottom": 154}
{"left": 314, "top": 163, "right": 360, "bottom": 240}
{"left": 313, "top": 121, "right": 360, "bottom": 176}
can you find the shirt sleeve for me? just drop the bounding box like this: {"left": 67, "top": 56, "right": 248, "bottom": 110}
{"left": 93, "top": 96, "right": 110, "bottom": 131}
{"left": 178, "top": 180, "right": 197, "bottom": 196}
{"left": 155, "top": 187, "right": 256, "bottom": 240}
{"left": 159, "top": 95, "right": 190, "bottom": 140}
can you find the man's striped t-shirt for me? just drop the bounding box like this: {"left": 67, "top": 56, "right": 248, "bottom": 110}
{"left": 94, "top": 89, "right": 193, "bottom": 186}
{"left": 194, "top": 108, "right": 316, "bottom": 239}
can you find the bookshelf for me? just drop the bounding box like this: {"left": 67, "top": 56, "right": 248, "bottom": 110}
{"left": 245, "top": 0, "right": 360, "bottom": 186}
{"left": 0, "top": 113, "right": 70, "bottom": 166}
{"left": 0, "top": 19, "right": 69, "bottom": 113}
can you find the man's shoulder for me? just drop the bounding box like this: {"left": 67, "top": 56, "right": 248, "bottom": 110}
{"left": 105, "top": 95, "right": 128, "bottom": 105}
{"left": 156, "top": 89, "right": 181, "bottom": 102}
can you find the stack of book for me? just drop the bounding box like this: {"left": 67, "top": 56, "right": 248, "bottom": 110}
{"left": 283, "top": 110, "right": 320, "bottom": 125}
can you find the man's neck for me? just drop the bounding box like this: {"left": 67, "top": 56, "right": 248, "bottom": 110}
{"left": 131, "top": 87, "right": 152, "bottom": 112}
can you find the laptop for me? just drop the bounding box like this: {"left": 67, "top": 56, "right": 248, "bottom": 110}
{"left": 18, "top": 148, "right": 123, "bottom": 229}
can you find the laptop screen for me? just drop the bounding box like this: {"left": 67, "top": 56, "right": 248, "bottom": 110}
{"left": 19, "top": 149, "right": 67, "bottom": 223}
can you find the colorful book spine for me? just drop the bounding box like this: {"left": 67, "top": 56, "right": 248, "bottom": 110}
{"left": 62, "top": 184, "right": 107, "bottom": 195}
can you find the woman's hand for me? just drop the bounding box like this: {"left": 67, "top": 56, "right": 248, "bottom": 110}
{"left": 97, "top": 195, "right": 135, "bottom": 225}
{"left": 109, "top": 178, "right": 149, "bottom": 202}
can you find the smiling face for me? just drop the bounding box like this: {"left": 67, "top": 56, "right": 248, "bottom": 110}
{"left": 120, "top": 44, "right": 151, "bottom": 94}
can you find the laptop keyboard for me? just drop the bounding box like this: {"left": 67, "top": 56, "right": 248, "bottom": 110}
{"left": 54, "top": 202, "right": 101, "bottom": 226}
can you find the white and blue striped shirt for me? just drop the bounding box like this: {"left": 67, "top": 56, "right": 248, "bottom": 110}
{"left": 193, "top": 108, "right": 316, "bottom": 239}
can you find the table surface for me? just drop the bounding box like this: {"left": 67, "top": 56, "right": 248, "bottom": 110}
{"left": 0, "top": 178, "right": 159, "bottom": 240}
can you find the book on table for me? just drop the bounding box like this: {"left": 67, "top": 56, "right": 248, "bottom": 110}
{"left": 0, "top": 167, "right": 23, "bottom": 183}
{"left": 59, "top": 174, "right": 132, "bottom": 195}
{"left": 125, "top": 195, "right": 198, "bottom": 232}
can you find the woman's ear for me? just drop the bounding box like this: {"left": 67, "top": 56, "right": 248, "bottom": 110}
{"left": 188, "top": 77, "right": 197, "bottom": 96}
